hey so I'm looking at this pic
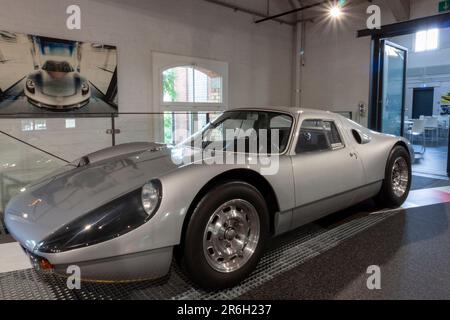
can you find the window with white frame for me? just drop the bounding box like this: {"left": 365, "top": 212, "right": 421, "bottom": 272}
{"left": 162, "top": 66, "right": 223, "bottom": 104}
{"left": 415, "top": 29, "right": 439, "bottom": 52}
{"left": 153, "top": 52, "right": 228, "bottom": 145}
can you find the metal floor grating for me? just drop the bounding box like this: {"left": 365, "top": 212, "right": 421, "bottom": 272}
{"left": 0, "top": 207, "right": 401, "bottom": 300}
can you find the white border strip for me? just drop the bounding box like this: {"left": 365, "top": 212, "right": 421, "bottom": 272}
{"left": 0, "top": 242, "right": 31, "bottom": 273}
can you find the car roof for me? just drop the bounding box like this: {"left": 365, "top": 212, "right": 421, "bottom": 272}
{"left": 227, "top": 106, "right": 338, "bottom": 118}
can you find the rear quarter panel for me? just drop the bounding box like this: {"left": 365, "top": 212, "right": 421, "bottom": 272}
{"left": 338, "top": 117, "right": 407, "bottom": 184}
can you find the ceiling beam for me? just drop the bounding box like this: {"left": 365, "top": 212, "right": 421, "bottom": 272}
{"left": 255, "top": 0, "right": 328, "bottom": 24}
{"left": 202, "top": 0, "right": 295, "bottom": 25}
{"left": 386, "top": 0, "right": 411, "bottom": 22}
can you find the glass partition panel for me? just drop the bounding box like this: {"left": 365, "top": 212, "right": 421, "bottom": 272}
{"left": 381, "top": 41, "right": 407, "bottom": 136}
{"left": 0, "top": 131, "right": 67, "bottom": 233}
{"left": 0, "top": 111, "right": 224, "bottom": 234}
{"left": 0, "top": 117, "right": 113, "bottom": 162}
{"left": 114, "top": 113, "right": 164, "bottom": 145}
{"left": 115, "top": 112, "right": 221, "bottom": 146}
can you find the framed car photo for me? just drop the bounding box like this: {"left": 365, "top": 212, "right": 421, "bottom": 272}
{"left": 0, "top": 31, "right": 118, "bottom": 117}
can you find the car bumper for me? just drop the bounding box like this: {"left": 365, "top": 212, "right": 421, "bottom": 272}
{"left": 27, "top": 97, "right": 90, "bottom": 110}
{"left": 22, "top": 245, "right": 173, "bottom": 282}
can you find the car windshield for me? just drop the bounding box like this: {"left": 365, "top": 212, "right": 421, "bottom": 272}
{"left": 42, "top": 61, "right": 74, "bottom": 73}
{"left": 182, "top": 111, "right": 293, "bottom": 154}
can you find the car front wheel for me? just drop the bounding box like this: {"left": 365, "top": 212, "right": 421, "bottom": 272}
{"left": 181, "top": 181, "right": 269, "bottom": 290}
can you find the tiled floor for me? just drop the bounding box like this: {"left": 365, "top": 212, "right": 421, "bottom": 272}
{"left": 413, "top": 145, "right": 448, "bottom": 176}
{"left": 0, "top": 242, "right": 31, "bottom": 273}
{"left": 411, "top": 174, "right": 450, "bottom": 190}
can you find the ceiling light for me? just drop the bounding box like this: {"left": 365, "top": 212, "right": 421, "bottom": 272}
{"left": 329, "top": 6, "right": 342, "bottom": 18}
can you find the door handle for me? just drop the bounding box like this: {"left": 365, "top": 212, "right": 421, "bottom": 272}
{"left": 350, "top": 152, "right": 358, "bottom": 159}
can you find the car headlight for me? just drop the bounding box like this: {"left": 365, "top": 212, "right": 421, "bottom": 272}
{"left": 36, "top": 180, "right": 162, "bottom": 253}
{"left": 81, "top": 82, "right": 89, "bottom": 95}
{"left": 26, "top": 79, "right": 35, "bottom": 94}
{"left": 142, "top": 180, "right": 162, "bottom": 216}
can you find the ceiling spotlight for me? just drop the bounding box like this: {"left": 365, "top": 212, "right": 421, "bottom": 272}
{"left": 329, "top": 6, "right": 342, "bottom": 18}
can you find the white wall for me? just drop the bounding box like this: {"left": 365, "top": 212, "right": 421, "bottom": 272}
{"left": 0, "top": 0, "right": 293, "bottom": 113}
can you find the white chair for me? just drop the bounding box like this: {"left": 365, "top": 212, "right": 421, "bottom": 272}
{"left": 438, "top": 116, "right": 449, "bottom": 140}
{"left": 424, "top": 116, "right": 439, "bottom": 144}
{"left": 408, "top": 119, "right": 426, "bottom": 155}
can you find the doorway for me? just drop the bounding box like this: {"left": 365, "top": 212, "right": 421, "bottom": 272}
{"left": 361, "top": 13, "right": 450, "bottom": 178}
{"left": 379, "top": 41, "right": 407, "bottom": 137}
{"left": 386, "top": 30, "right": 449, "bottom": 177}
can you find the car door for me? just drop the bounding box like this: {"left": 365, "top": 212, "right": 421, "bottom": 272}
{"left": 290, "top": 117, "right": 366, "bottom": 229}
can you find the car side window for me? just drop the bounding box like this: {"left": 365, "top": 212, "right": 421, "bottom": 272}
{"left": 296, "top": 119, "right": 343, "bottom": 154}
{"left": 323, "top": 121, "right": 344, "bottom": 149}
{"left": 269, "top": 115, "right": 293, "bottom": 153}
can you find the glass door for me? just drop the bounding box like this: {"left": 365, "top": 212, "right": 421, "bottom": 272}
{"left": 379, "top": 40, "right": 408, "bottom": 136}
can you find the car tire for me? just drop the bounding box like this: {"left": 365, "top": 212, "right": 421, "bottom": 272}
{"left": 181, "top": 181, "right": 269, "bottom": 290}
{"left": 376, "top": 146, "right": 412, "bottom": 208}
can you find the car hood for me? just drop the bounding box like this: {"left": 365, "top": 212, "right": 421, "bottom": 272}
{"left": 4, "top": 143, "right": 191, "bottom": 251}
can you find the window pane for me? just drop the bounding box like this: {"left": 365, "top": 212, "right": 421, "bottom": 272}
{"left": 427, "top": 28, "right": 438, "bottom": 50}
{"left": 296, "top": 120, "right": 330, "bottom": 153}
{"left": 65, "top": 119, "right": 76, "bottom": 129}
{"left": 162, "top": 66, "right": 223, "bottom": 103}
{"left": 34, "top": 120, "right": 47, "bottom": 131}
{"left": 162, "top": 68, "right": 178, "bottom": 102}
{"left": 415, "top": 31, "right": 427, "bottom": 52}
{"left": 270, "top": 115, "right": 292, "bottom": 128}
{"left": 187, "top": 67, "right": 194, "bottom": 102}
{"left": 164, "top": 112, "right": 174, "bottom": 144}
{"left": 270, "top": 115, "right": 293, "bottom": 152}
{"left": 21, "top": 120, "right": 34, "bottom": 131}
{"left": 323, "top": 121, "right": 343, "bottom": 147}
{"left": 196, "top": 113, "right": 208, "bottom": 131}
{"left": 173, "top": 113, "right": 190, "bottom": 144}
{"left": 415, "top": 29, "right": 439, "bottom": 52}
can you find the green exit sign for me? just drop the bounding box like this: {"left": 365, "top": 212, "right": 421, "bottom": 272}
{"left": 439, "top": 0, "right": 450, "bottom": 12}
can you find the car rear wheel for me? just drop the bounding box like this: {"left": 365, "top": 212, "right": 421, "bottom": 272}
{"left": 181, "top": 181, "right": 269, "bottom": 290}
{"left": 376, "top": 146, "right": 411, "bottom": 208}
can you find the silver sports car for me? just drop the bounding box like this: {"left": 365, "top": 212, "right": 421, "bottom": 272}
{"left": 24, "top": 60, "right": 91, "bottom": 110}
{"left": 4, "top": 108, "right": 412, "bottom": 289}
